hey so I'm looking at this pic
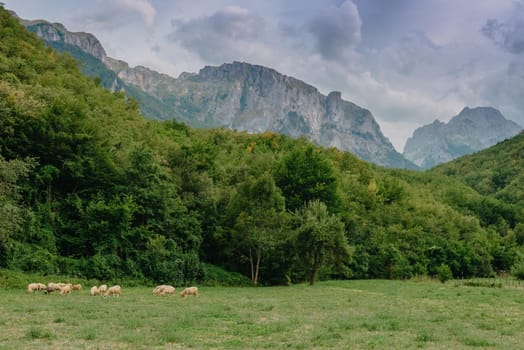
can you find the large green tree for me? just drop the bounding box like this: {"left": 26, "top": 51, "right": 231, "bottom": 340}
{"left": 292, "top": 200, "right": 352, "bottom": 285}
{"left": 275, "top": 145, "right": 340, "bottom": 212}
{"left": 228, "top": 172, "right": 287, "bottom": 285}
{"left": 0, "top": 155, "right": 34, "bottom": 265}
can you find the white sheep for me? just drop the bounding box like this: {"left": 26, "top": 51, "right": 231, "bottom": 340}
{"left": 153, "top": 285, "right": 175, "bottom": 296}
{"left": 59, "top": 283, "right": 72, "bottom": 295}
{"left": 90, "top": 286, "right": 100, "bottom": 296}
{"left": 44, "top": 282, "right": 61, "bottom": 294}
{"left": 98, "top": 284, "right": 108, "bottom": 295}
{"left": 179, "top": 286, "right": 198, "bottom": 298}
{"left": 27, "top": 283, "right": 46, "bottom": 293}
{"left": 47, "top": 282, "right": 60, "bottom": 290}
{"left": 72, "top": 284, "right": 82, "bottom": 291}
{"left": 105, "top": 285, "right": 121, "bottom": 297}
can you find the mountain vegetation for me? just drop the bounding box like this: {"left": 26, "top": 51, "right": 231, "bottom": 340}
{"left": 1, "top": 7, "right": 523, "bottom": 286}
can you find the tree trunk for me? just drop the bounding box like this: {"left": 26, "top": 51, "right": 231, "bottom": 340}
{"left": 309, "top": 254, "right": 319, "bottom": 285}
{"left": 249, "top": 248, "right": 255, "bottom": 285}
{"left": 309, "top": 269, "right": 317, "bottom": 285}
{"left": 254, "top": 247, "right": 261, "bottom": 286}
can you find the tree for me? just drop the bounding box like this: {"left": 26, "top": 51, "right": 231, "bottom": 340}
{"left": 228, "top": 173, "right": 286, "bottom": 285}
{"left": 292, "top": 200, "right": 351, "bottom": 285}
{"left": 275, "top": 146, "right": 339, "bottom": 212}
{"left": 0, "top": 155, "right": 35, "bottom": 266}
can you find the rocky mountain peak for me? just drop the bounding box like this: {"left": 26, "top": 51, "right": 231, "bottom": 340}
{"left": 23, "top": 19, "right": 106, "bottom": 60}
{"left": 403, "top": 106, "right": 522, "bottom": 169}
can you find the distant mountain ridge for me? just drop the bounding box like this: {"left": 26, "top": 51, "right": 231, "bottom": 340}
{"left": 403, "top": 107, "right": 522, "bottom": 169}
{"left": 21, "top": 16, "right": 418, "bottom": 169}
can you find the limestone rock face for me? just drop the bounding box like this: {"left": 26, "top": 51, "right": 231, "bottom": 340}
{"left": 24, "top": 20, "right": 106, "bottom": 60}
{"left": 158, "top": 61, "right": 414, "bottom": 168}
{"left": 403, "top": 107, "right": 522, "bottom": 169}
{"left": 23, "top": 18, "right": 417, "bottom": 169}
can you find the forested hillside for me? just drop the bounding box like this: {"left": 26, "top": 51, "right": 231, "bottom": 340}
{"left": 1, "top": 7, "right": 523, "bottom": 286}
{"left": 433, "top": 132, "right": 524, "bottom": 206}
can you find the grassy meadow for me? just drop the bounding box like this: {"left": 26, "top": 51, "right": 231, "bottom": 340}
{"left": 1, "top": 280, "right": 523, "bottom": 349}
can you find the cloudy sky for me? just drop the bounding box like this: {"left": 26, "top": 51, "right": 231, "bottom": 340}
{"left": 5, "top": 0, "right": 524, "bottom": 151}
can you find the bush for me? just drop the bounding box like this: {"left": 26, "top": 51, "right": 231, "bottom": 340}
{"left": 201, "top": 263, "right": 251, "bottom": 286}
{"left": 0, "top": 268, "right": 35, "bottom": 288}
{"left": 86, "top": 253, "right": 121, "bottom": 280}
{"left": 7, "top": 243, "right": 58, "bottom": 275}
{"left": 436, "top": 264, "right": 453, "bottom": 283}
{"left": 57, "top": 257, "right": 87, "bottom": 276}
{"left": 510, "top": 259, "right": 524, "bottom": 280}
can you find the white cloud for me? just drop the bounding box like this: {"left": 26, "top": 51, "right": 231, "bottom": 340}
{"left": 115, "top": 0, "right": 156, "bottom": 29}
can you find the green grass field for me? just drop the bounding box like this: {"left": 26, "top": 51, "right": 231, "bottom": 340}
{"left": 1, "top": 280, "right": 523, "bottom": 349}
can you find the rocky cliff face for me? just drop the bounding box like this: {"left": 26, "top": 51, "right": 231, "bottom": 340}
{"left": 22, "top": 17, "right": 417, "bottom": 169}
{"left": 23, "top": 20, "right": 106, "bottom": 60}
{"left": 403, "top": 107, "right": 522, "bottom": 169}
{"left": 157, "top": 61, "right": 414, "bottom": 168}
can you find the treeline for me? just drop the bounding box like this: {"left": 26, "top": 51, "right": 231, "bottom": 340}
{"left": 1, "top": 7, "right": 523, "bottom": 286}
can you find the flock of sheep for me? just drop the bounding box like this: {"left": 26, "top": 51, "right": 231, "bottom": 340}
{"left": 27, "top": 282, "right": 198, "bottom": 298}
{"left": 27, "top": 282, "right": 82, "bottom": 295}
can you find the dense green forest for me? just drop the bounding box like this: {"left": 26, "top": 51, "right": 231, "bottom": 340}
{"left": 1, "top": 7, "right": 523, "bottom": 286}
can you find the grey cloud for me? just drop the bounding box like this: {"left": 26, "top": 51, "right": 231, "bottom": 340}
{"left": 306, "top": 0, "right": 361, "bottom": 62}
{"left": 76, "top": 0, "right": 156, "bottom": 32}
{"left": 385, "top": 31, "right": 439, "bottom": 76}
{"left": 482, "top": 14, "right": 524, "bottom": 54}
{"left": 278, "top": 22, "right": 298, "bottom": 37}
{"left": 508, "top": 60, "right": 524, "bottom": 79}
{"left": 170, "top": 6, "right": 265, "bottom": 62}
{"left": 80, "top": 10, "right": 128, "bottom": 31}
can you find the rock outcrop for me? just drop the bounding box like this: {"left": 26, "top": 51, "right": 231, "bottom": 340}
{"left": 403, "top": 107, "right": 522, "bottom": 169}
{"left": 23, "top": 20, "right": 106, "bottom": 60}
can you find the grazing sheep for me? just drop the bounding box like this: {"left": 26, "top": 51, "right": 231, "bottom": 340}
{"left": 44, "top": 286, "right": 59, "bottom": 294}
{"left": 59, "top": 283, "right": 72, "bottom": 295}
{"left": 72, "top": 284, "right": 82, "bottom": 291}
{"left": 90, "top": 286, "right": 100, "bottom": 296}
{"left": 44, "top": 282, "right": 61, "bottom": 294}
{"left": 98, "top": 284, "right": 108, "bottom": 295}
{"left": 153, "top": 285, "right": 175, "bottom": 296}
{"left": 179, "top": 286, "right": 198, "bottom": 298}
{"left": 105, "top": 285, "right": 121, "bottom": 297}
{"left": 47, "top": 282, "right": 60, "bottom": 291}
{"left": 27, "top": 283, "right": 46, "bottom": 293}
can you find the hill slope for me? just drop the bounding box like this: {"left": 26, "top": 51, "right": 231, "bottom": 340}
{"left": 433, "top": 131, "right": 524, "bottom": 206}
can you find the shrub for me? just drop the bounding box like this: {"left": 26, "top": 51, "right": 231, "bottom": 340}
{"left": 86, "top": 253, "right": 121, "bottom": 280}
{"left": 201, "top": 263, "right": 251, "bottom": 286}
{"left": 436, "top": 264, "right": 453, "bottom": 283}
{"left": 510, "top": 259, "right": 524, "bottom": 280}
{"left": 7, "top": 243, "right": 58, "bottom": 275}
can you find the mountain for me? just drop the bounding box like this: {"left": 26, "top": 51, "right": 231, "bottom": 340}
{"left": 403, "top": 107, "right": 522, "bottom": 169}
{"left": 22, "top": 17, "right": 417, "bottom": 169}
{"left": 3, "top": 5, "right": 523, "bottom": 284}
